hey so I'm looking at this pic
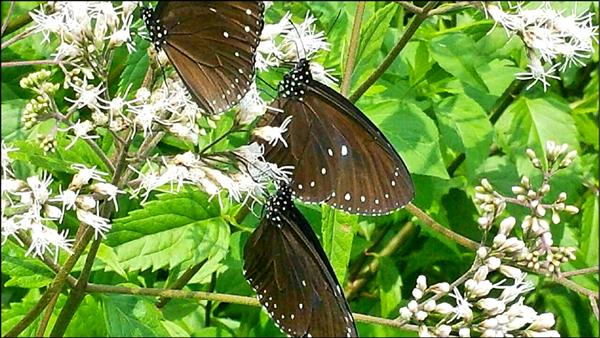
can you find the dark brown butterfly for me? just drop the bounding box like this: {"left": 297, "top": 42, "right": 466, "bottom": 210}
{"left": 244, "top": 184, "right": 358, "bottom": 337}
{"left": 255, "top": 59, "right": 414, "bottom": 216}
{"left": 141, "top": 2, "right": 265, "bottom": 114}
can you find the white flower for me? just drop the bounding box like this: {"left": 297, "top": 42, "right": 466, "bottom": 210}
{"left": 516, "top": 57, "right": 561, "bottom": 91}
{"left": 1, "top": 141, "right": 17, "bottom": 177}
{"left": 498, "top": 274, "right": 534, "bottom": 304}
{"left": 1, "top": 216, "right": 22, "bottom": 245}
{"left": 528, "top": 312, "right": 555, "bottom": 331}
{"left": 65, "top": 80, "right": 106, "bottom": 111}
{"left": 26, "top": 172, "right": 53, "bottom": 205}
{"left": 282, "top": 12, "right": 330, "bottom": 60}
{"left": 59, "top": 119, "right": 100, "bottom": 150}
{"left": 70, "top": 164, "right": 107, "bottom": 189}
{"left": 252, "top": 115, "right": 293, "bottom": 147}
{"left": 309, "top": 61, "right": 338, "bottom": 86}
{"left": 91, "top": 182, "right": 124, "bottom": 211}
{"left": 76, "top": 208, "right": 111, "bottom": 239}
{"left": 26, "top": 225, "right": 73, "bottom": 263}
{"left": 237, "top": 83, "right": 267, "bottom": 124}
{"left": 449, "top": 287, "right": 473, "bottom": 321}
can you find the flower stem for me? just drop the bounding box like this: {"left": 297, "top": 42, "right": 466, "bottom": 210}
{"left": 340, "top": 2, "right": 366, "bottom": 97}
{"left": 1, "top": 1, "right": 16, "bottom": 37}
{"left": 349, "top": 1, "right": 439, "bottom": 103}
{"left": 35, "top": 292, "right": 59, "bottom": 337}
{"left": 560, "top": 266, "right": 599, "bottom": 278}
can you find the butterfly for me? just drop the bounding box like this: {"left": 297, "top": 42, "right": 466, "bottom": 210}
{"left": 255, "top": 58, "right": 414, "bottom": 216}
{"left": 243, "top": 184, "right": 358, "bottom": 337}
{"left": 141, "top": 2, "right": 265, "bottom": 114}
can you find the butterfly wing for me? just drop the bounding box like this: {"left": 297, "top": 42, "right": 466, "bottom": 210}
{"left": 243, "top": 187, "right": 357, "bottom": 337}
{"left": 257, "top": 81, "right": 414, "bottom": 216}
{"left": 155, "top": 2, "right": 264, "bottom": 114}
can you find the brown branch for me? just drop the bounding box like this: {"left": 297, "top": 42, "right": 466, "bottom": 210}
{"left": 349, "top": 1, "right": 439, "bottom": 102}
{"left": 405, "top": 203, "right": 479, "bottom": 250}
{"left": 35, "top": 292, "right": 59, "bottom": 337}
{"left": 559, "top": 266, "right": 598, "bottom": 278}
{"left": 340, "top": 2, "right": 366, "bottom": 96}
{"left": 1, "top": 26, "right": 35, "bottom": 50}
{"left": 85, "top": 283, "right": 420, "bottom": 332}
{"left": 1, "top": 60, "right": 72, "bottom": 68}
{"left": 1, "top": 1, "right": 15, "bottom": 37}
{"left": 157, "top": 260, "right": 207, "bottom": 308}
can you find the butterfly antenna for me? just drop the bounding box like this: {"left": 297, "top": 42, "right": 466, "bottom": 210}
{"left": 289, "top": 21, "right": 306, "bottom": 61}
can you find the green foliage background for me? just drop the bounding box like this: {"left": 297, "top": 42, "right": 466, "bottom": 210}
{"left": 1, "top": 1, "right": 598, "bottom": 337}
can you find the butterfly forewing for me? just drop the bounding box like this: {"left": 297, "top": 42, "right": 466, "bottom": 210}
{"left": 146, "top": 2, "right": 264, "bottom": 114}
{"left": 244, "top": 186, "right": 358, "bottom": 337}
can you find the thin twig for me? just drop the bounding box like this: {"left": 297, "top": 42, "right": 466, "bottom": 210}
{"left": 405, "top": 203, "right": 479, "bottom": 250}
{"left": 395, "top": 1, "right": 423, "bottom": 14}
{"left": 428, "top": 1, "right": 473, "bottom": 16}
{"left": 1, "top": 1, "right": 16, "bottom": 37}
{"left": 590, "top": 296, "right": 599, "bottom": 320}
{"left": 1, "top": 59, "right": 72, "bottom": 68}
{"left": 4, "top": 227, "right": 94, "bottom": 338}
{"left": 1, "top": 26, "right": 35, "bottom": 50}
{"left": 157, "top": 260, "right": 207, "bottom": 308}
{"left": 340, "top": 2, "right": 366, "bottom": 97}
{"left": 560, "top": 266, "right": 599, "bottom": 278}
{"left": 346, "top": 222, "right": 415, "bottom": 299}
{"left": 85, "top": 283, "right": 420, "bottom": 331}
{"left": 349, "top": 1, "right": 439, "bottom": 102}
{"left": 551, "top": 275, "right": 598, "bottom": 299}
{"left": 35, "top": 292, "right": 59, "bottom": 337}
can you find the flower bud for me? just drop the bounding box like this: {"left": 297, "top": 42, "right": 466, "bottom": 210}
{"left": 414, "top": 311, "right": 428, "bottom": 321}
{"left": 407, "top": 300, "right": 418, "bottom": 312}
{"left": 520, "top": 176, "right": 530, "bottom": 188}
{"left": 418, "top": 325, "right": 431, "bottom": 337}
{"left": 529, "top": 312, "right": 555, "bottom": 331}
{"left": 499, "top": 216, "right": 516, "bottom": 236}
{"left": 76, "top": 194, "right": 96, "bottom": 211}
{"left": 459, "top": 328, "right": 470, "bottom": 337}
{"left": 435, "top": 302, "right": 454, "bottom": 315}
{"left": 399, "top": 307, "right": 412, "bottom": 320}
{"left": 416, "top": 275, "right": 427, "bottom": 291}
{"left": 477, "top": 247, "right": 489, "bottom": 258}
{"left": 474, "top": 265, "right": 489, "bottom": 282}
{"left": 472, "top": 280, "right": 493, "bottom": 298}
{"left": 499, "top": 265, "right": 523, "bottom": 279}
{"left": 412, "top": 288, "right": 424, "bottom": 300}
{"left": 481, "top": 318, "right": 498, "bottom": 329}
{"left": 486, "top": 257, "right": 501, "bottom": 270}
{"left": 429, "top": 282, "right": 450, "bottom": 294}
{"left": 436, "top": 325, "right": 452, "bottom": 337}
{"left": 423, "top": 300, "right": 436, "bottom": 312}
{"left": 477, "top": 298, "right": 505, "bottom": 315}
{"left": 564, "top": 205, "right": 579, "bottom": 214}
{"left": 551, "top": 209, "right": 560, "bottom": 224}
{"left": 526, "top": 148, "right": 537, "bottom": 160}
{"left": 44, "top": 204, "right": 63, "bottom": 220}
{"left": 464, "top": 279, "right": 477, "bottom": 292}
{"left": 480, "top": 178, "right": 493, "bottom": 192}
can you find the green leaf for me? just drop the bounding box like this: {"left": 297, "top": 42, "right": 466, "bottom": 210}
{"left": 96, "top": 243, "right": 128, "bottom": 278}
{"left": 117, "top": 37, "right": 150, "bottom": 96}
{"left": 2, "top": 254, "right": 55, "bottom": 289}
{"left": 352, "top": 3, "right": 396, "bottom": 75}
{"left": 580, "top": 194, "right": 599, "bottom": 266}
{"left": 1, "top": 99, "right": 25, "bottom": 141}
{"left": 363, "top": 100, "right": 449, "bottom": 179}
{"left": 496, "top": 96, "right": 579, "bottom": 164}
{"left": 435, "top": 95, "right": 494, "bottom": 181}
{"left": 65, "top": 295, "right": 107, "bottom": 337}
{"left": 10, "top": 140, "right": 74, "bottom": 175}
{"left": 377, "top": 257, "right": 403, "bottom": 317}
{"left": 321, "top": 205, "right": 357, "bottom": 283}
{"left": 106, "top": 189, "right": 230, "bottom": 272}
{"left": 429, "top": 33, "right": 489, "bottom": 92}
{"left": 56, "top": 133, "right": 111, "bottom": 173}
{"left": 161, "top": 320, "right": 190, "bottom": 337}
{"left": 1, "top": 289, "right": 43, "bottom": 337}
{"left": 101, "top": 294, "right": 169, "bottom": 337}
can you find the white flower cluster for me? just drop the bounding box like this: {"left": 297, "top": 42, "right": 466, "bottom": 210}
{"left": 1, "top": 144, "right": 123, "bottom": 260}
{"left": 399, "top": 254, "right": 558, "bottom": 337}
{"left": 31, "top": 1, "right": 138, "bottom": 57}
{"left": 474, "top": 142, "right": 579, "bottom": 275}
{"left": 255, "top": 10, "right": 337, "bottom": 86}
{"left": 130, "top": 143, "right": 292, "bottom": 206}
{"left": 485, "top": 2, "right": 598, "bottom": 91}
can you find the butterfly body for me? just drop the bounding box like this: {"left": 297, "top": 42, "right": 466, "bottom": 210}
{"left": 257, "top": 59, "right": 414, "bottom": 216}
{"left": 244, "top": 185, "right": 358, "bottom": 337}
{"left": 142, "top": 2, "right": 265, "bottom": 114}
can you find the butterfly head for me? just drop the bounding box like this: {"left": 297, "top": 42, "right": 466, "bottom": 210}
{"left": 141, "top": 7, "right": 167, "bottom": 50}
{"left": 279, "top": 59, "right": 312, "bottom": 99}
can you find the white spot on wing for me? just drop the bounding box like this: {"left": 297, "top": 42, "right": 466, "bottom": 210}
{"left": 341, "top": 145, "right": 348, "bottom": 156}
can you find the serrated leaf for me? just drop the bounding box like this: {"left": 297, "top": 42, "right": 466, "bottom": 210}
{"left": 496, "top": 96, "right": 579, "bottom": 164}
{"left": 321, "top": 205, "right": 356, "bottom": 283}
{"left": 96, "top": 243, "right": 128, "bottom": 278}
{"left": 101, "top": 294, "right": 169, "bottom": 337}
{"left": 364, "top": 100, "right": 449, "bottom": 179}
{"left": 10, "top": 140, "right": 75, "bottom": 175}
{"left": 106, "top": 189, "right": 230, "bottom": 272}
{"left": 2, "top": 254, "right": 55, "bottom": 288}
{"left": 436, "top": 95, "right": 494, "bottom": 181}
{"left": 1, "top": 289, "right": 43, "bottom": 337}
{"left": 377, "top": 257, "right": 403, "bottom": 317}
{"left": 353, "top": 3, "right": 396, "bottom": 70}
{"left": 56, "top": 133, "right": 111, "bottom": 173}
{"left": 65, "top": 295, "right": 107, "bottom": 337}
{"left": 429, "top": 33, "right": 489, "bottom": 92}
{"left": 117, "top": 37, "right": 150, "bottom": 96}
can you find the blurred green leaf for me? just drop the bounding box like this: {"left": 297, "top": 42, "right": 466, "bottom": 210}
{"left": 580, "top": 194, "right": 599, "bottom": 266}
{"left": 377, "top": 257, "right": 403, "bottom": 317}
{"left": 322, "top": 205, "right": 357, "bottom": 283}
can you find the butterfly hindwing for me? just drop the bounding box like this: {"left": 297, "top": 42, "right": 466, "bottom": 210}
{"left": 243, "top": 186, "right": 358, "bottom": 337}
